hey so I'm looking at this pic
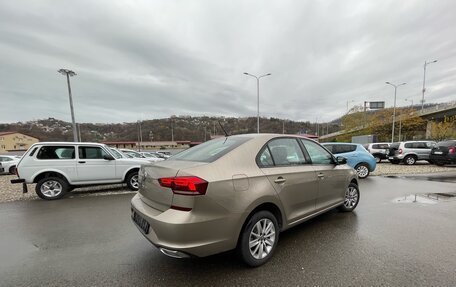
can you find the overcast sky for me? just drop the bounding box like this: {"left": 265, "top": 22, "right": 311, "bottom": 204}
{"left": 1, "top": 0, "right": 455, "bottom": 124}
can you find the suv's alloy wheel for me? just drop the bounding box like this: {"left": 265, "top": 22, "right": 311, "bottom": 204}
{"left": 126, "top": 171, "right": 139, "bottom": 190}
{"left": 404, "top": 156, "right": 416, "bottom": 165}
{"left": 35, "top": 177, "right": 69, "bottom": 200}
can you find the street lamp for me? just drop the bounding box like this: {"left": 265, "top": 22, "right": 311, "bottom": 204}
{"left": 58, "top": 69, "right": 78, "bottom": 142}
{"left": 386, "top": 81, "right": 406, "bottom": 143}
{"left": 421, "top": 60, "right": 437, "bottom": 112}
{"left": 244, "top": 72, "right": 271, "bottom": 133}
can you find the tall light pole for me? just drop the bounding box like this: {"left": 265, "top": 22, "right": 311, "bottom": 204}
{"left": 58, "top": 69, "right": 78, "bottom": 142}
{"left": 244, "top": 72, "right": 271, "bottom": 133}
{"left": 421, "top": 60, "right": 437, "bottom": 112}
{"left": 386, "top": 81, "right": 406, "bottom": 142}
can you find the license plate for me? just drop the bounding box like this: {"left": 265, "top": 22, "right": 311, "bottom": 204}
{"left": 132, "top": 211, "right": 150, "bottom": 234}
{"left": 388, "top": 157, "right": 394, "bottom": 159}
{"left": 433, "top": 151, "right": 443, "bottom": 155}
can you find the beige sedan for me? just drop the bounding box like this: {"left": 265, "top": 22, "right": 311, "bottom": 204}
{"left": 131, "top": 134, "right": 359, "bottom": 267}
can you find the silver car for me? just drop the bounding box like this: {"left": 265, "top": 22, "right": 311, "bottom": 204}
{"left": 131, "top": 134, "right": 359, "bottom": 267}
{"left": 388, "top": 141, "right": 436, "bottom": 165}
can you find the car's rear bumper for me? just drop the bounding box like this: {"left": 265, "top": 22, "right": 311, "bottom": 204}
{"left": 130, "top": 194, "right": 243, "bottom": 257}
{"left": 430, "top": 154, "right": 456, "bottom": 163}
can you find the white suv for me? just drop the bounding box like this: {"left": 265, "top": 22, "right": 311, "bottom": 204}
{"left": 11, "top": 142, "right": 148, "bottom": 200}
{"left": 0, "top": 155, "right": 21, "bottom": 174}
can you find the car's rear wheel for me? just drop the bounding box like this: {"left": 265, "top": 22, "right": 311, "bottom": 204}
{"left": 339, "top": 182, "right": 360, "bottom": 212}
{"left": 355, "top": 163, "right": 370, "bottom": 179}
{"left": 35, "top": 177, "right": 68, "bottom": 200}
{"left": 374, "top": 156, "right": 382, "bottom": 163}
{"left": 404, "top": 155, "right": 416, "bottom": 165}
{"left": 126, "top": 171, "right": 139, "bottom": 191}
{"left": 238, "top": 210, "right": 279, "bottom": 267}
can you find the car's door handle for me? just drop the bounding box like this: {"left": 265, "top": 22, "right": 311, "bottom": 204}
{"left": 274, "top": 177, "right": 286, "bottom": 184}
{"left": 317, "top": 173, "right": 325, "bottom": 179}
{"left": 78, "top": 161, "right": 86, "bottom": 164}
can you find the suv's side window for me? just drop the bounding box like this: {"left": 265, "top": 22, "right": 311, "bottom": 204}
{"left": 300, "top": 140, "right": 334, "bottom": 164}
{"left": 78, "top": 146, "right": 110, "bottom": 159}
{"left": 257, "top": 138, "right": 307, "bottom": 167}
{"left": 37, "top": 146, "right": 75, "bottom": 160}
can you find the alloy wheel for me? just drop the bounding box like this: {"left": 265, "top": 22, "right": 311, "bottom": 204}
{"left": 356, "top": 165, "right": 369, "bottom": 178}
{"left": 249, "top": 218, "right": 276, "bottom": 260}
{"left": 344, "top": 185, "right": 359, "bottom": 209}
{"left": 130, "top": 175, "right": 139, "bottom": 189}
{"left": 40, "top": 180, "right": 63, "bottom": 198}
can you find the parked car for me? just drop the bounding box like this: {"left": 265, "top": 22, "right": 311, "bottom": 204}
{"left": 429, "top": 140, "right": 456, "bottom": 166}
{"left": 139, "top": 152, "right": 166, "bottom": 161}
{"left": 387, "top": 141, "right": 436, "bottom": 165}
{"left": 365, "top": 143, "right": 390, "bottom": 163}
{"left": 10, "top": 142, "right": 147, "bottom": 200}
{"left": 0, "top": 155, "right": 20, "bottom": 174}
{"left": 321, "top": 142, "right": 376, "bottom": 179}
{"left": 131, "top": 134, "right": 359, "bottom": 267}
{"left": 119, "top": 149, "right": 163, "bottom": 163}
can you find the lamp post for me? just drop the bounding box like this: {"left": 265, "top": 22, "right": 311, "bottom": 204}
{"left": 386, "top": 81, "right": 406, "bottom": 142}
{"left": 421, "top": 60, "right": 437, "bottom": 112}
{"left": 244, "top": 72, "right": 271, "bottom": 133}
{"left": 58, "top": 69, "right": 78, "bottom": 142}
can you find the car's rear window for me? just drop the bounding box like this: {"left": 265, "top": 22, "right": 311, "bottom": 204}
{"left": 172, "top": 136, "right": 252, "bottom": 163}
{"left": 436, "top": 140, "right": 456, "bottom": 147}
{"left": 36, "top": 146, "right": 75, "bottom": 160}
{"left": 324, "top": 144, "right": 357, "bottom": 154}
{"left": 372, "top": 144, "right": 389, "bottom": 149}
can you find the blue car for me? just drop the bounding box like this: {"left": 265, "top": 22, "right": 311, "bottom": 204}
{"left": 322, "top": 142, "right": 376, "bottom": 179}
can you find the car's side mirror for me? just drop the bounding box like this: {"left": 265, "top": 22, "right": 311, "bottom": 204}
{"left": 103, "top": 154, "right": 115, "bottom": 161}
{"left": 336, "top": 156, "right": 347, "bottom": 165}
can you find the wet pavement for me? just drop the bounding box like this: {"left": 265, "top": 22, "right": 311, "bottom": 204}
{"left": 1, "top": 174, "right": 456, "bottom": 286}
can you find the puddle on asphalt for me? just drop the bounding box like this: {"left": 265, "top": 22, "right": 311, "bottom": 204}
{"left": 394, "top": 192, "right": 456, "bottom": 204}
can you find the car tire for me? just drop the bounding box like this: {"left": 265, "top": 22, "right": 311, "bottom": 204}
{"left": 338, "top": 182, "right": 360, "bottom": 212}
{"left": 126, "top": 171, "right": 139, "bottom": 191}
{"left": 35, "top": 177, "right": 69, "bottom": 200}
{"left": 374, "top": 156, "right": 381, "bottom": 163}
{"left": 354, "top": 163, "right": 370, "bottom": 179}
{"left": 404, "top": 155, "right": 416, "bottom": 165}
{"left": 9, "top": 165, "right": 16, "bottom": 175}
{"left": 238, "top": 210, "right": 279, "bottom": 267}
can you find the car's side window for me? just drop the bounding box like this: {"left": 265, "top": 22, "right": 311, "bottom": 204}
{"left": 300, "top": 140, "right": 334, "bottom": 164}
{"left": 257, "top": 146, "right": 274, "bottom": 167}
{"left": 37, "top": 146, "right": 75, "bottom": 160}
{"left": 267, "top": 138, "right": 307, "bottom": 166}
{"left": 78, "top": 146, "right": 110, "bottom": 159}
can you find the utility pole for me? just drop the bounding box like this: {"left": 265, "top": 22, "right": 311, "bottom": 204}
{"left": 137, "top": 120, "right": 143, "bottom": 152}
{"left": 282, "top": 120, "right": 285, "bottom": 134}
{"left": 77, "top": 123, "right": 82, "bottom": 142}
{"left": 58, "top": 69, "right": 78, "bottom": 142}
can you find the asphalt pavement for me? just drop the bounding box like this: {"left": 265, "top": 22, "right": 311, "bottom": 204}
{"left": 1, "top": 175, "right": 456, "bottom": 286}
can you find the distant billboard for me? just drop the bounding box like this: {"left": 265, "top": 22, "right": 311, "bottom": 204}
{"left": 369, "top": 101, "right": 385, "bottom": 109}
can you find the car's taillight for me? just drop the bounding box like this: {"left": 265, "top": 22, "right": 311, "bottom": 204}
{"left": 449, "top": 147, "right": 455, "bottom": 155}
{"left": 398, "top": 149, "right": 403, "bottom": 154}
{"left": 158, "top": 176, "right": 208, "bottom": 196}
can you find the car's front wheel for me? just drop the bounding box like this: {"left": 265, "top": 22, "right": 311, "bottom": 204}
{"left": 35, "top": 177, "right": 69, "bottom": 200}
{"left": 374, "top": 156, "right": 382, "bottom": 163}
{"left": 339, "top": 182, "right": 360, "bottom": 212}
{"left": 126, "top": 171, "right": 139, "bottom": 191}
{"left": 355, "top": 163, "right": 370, "bottom": 179}
{"left": 9, "top": 165, "right": 16, "bottom": 175}
{"left": 238, "top": 210, "right": 279, "bottom": 267}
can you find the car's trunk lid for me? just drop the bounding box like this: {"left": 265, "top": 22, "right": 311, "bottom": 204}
{"left": 138, "top": 160, "right": 207, "bottom": 211}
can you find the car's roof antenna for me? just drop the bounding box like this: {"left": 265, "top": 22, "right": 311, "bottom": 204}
{"left": 218, "top": 120, "right": 229, "bottom": 137}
